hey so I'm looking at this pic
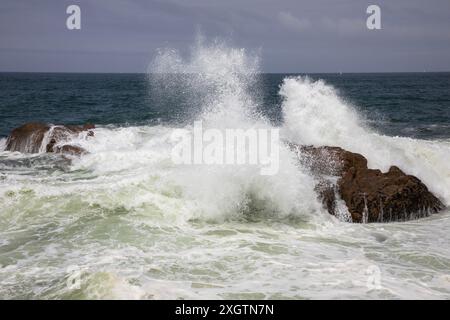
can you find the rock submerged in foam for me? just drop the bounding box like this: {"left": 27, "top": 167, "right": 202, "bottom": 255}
{"left": 4, "top": 123, "right": 444, "bottom": 223}
{"left": 5, "top": 122, "right": 94, "bottom": 156}
{"left": 288, "top": 143, "right": 444, "bottom": 223}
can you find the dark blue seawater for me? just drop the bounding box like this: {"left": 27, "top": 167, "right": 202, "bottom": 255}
{"left": 0, "top": 72, "right": 449, "bottom": 139}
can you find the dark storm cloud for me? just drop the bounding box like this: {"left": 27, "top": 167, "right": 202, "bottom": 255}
{"left": 0, "top": 0, "right": 449, "bottom": 72}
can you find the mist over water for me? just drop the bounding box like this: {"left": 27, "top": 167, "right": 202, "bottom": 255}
{"left": 149, "top": 37, "right": 263, "bottom": 128}
{"left": 0, "top": 39, "right": 449, "bottom": 299}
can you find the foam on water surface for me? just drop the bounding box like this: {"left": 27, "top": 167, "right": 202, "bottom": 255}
{"left": 0, "top": 38, "right": 449, "bottom": 299}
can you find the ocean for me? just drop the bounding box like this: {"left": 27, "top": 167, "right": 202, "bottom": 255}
{"left": 0, "top": 43, "right": 449, "bottom": 299}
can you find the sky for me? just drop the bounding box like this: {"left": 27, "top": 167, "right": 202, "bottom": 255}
{"left": 1, "top": 0, "right": 449, "bottom": 73}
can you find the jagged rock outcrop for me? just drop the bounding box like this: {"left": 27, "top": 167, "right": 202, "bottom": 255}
{"left": 5, "top": 123, "right": 94, "bottom": 156}
{"left": 289, "top": 143, "right": 444, "bottom": 223}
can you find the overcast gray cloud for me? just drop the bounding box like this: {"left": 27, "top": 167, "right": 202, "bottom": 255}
{"left": 0, "top": 0, "right": 449, "bottom": 72}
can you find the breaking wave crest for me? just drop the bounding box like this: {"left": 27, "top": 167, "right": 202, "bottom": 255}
{"left": 281, "top": 76, "right": 450, "bottom": 204}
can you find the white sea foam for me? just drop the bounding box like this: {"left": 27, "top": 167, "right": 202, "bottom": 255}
{"left": 0, "top": 137, "right": 6, "bottom": 151}
{"left": 281, "top": 76, "right": 450, "bottom": 205}
{"left": 65, "top": 38, "right": 322, "bottom": 223}
{"left": 0, "top": 38, "right": 449, "bottom": 299}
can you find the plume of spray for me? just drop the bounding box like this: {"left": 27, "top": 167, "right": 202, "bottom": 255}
{"left": 280, "top": 76, "right": 450, "bottom": 204}
{"left": 144, "top": 36, "right": 322, "bottom": 222}
{"left": 149, "top": 34, "right": 264, "bottom": 129}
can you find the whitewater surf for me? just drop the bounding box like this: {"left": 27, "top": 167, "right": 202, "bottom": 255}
{"left": 0, "top": 39, "right": 449, "bottom": 299}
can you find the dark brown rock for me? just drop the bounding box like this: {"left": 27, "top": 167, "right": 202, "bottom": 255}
{"left": 5, "top": 123, "right": 50, "bottom": 153}
{"left": 289, "top": 143, "right": 444, "bottom": 223}
{"left": 5, "top": 122, "right": 94, "bottom": 156}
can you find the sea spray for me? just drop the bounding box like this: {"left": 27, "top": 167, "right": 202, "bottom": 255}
{"left": 64, "top": 38, "right": 323, "bottom": 223}
{"left": 149, "top": 36, "right": 263, "bottom": 128}
{"left": 147, "top": 38, "right": 320, "bottom": 221}
{"left": 280, "top": 76, "right": 450, "bottom": 205}
{"left": 1, "top": 39, "right": 450, "bottom": 300}
{"left": 170, "top": 120, "right": 281, "bottom": 175}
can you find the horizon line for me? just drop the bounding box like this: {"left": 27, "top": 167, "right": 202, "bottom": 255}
{"left": 1, "top": 71, "right": 450, "bottom": 74}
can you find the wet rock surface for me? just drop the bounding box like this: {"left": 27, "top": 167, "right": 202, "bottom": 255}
{"left": 5, "top": 122, "right": 94, "bottom": 156}
{"left": 5, "top": 123, "right": 50, "bottom": 153}
{"left": 289, "top": 143, "right": 444, "bottom": 223}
